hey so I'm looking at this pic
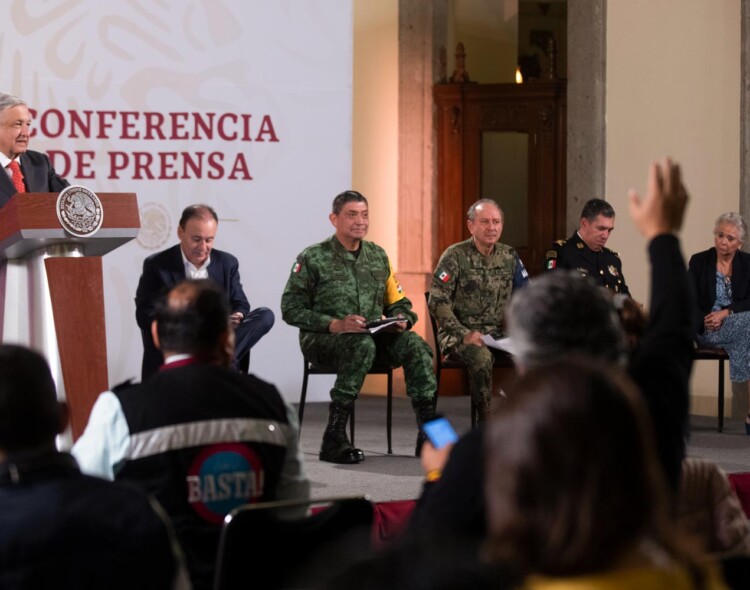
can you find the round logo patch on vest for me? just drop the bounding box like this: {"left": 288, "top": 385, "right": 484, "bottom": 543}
{"left": 56, "top": 185, "right": 103, "bottom": 237}
{"left": 186, "top": 443, "right": 265, "bottom": 523}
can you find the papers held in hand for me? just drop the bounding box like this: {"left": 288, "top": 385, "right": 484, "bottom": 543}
{"left": 480, "top": 334, "right": 518, "bottom": 356}
{"left": 365, "top": 317, "right": 404, "bottom": 334}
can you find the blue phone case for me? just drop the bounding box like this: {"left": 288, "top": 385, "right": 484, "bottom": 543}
{"left": 422, "top": 416, "right": 458, "bottom": 449}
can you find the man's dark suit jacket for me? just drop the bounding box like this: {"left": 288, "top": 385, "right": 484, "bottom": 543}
{"left": 0, "top": 150, "right": 69, "bottom": 208}
{"left": 135, "top": 244, "right": 251, "bottom": 378}
{"left": 688, "top": 247, "right": 750, "bottom": 336}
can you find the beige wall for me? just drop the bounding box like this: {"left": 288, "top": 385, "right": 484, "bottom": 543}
{"left": 353, "top": 0, "right": 399, "bottom": 260}
{"left": 353, "top": 0, "right": 398, "bottom": 395}
{"left": 354, "top": 1, "right": 744, "bottom": 409}
{"left": 449, "top": 0, "right": 518, "bottom": 83}
{"left": 606, "top": 0, "right": 741, "bottom": 414}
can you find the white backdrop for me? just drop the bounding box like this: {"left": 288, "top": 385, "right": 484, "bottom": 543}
{"left": 1, "top": 0, "right": 350, "bottom": 402}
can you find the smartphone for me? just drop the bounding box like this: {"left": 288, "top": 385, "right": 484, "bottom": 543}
{"left": 422, "top": 415, "right": 459, "bottom": 449}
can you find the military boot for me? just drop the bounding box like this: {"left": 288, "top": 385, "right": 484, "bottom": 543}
{"left": 412, "top": 397, "right": 437, "bottom": 457}
{"left": 319, "top": 400, "right": 365, "bottom": 464}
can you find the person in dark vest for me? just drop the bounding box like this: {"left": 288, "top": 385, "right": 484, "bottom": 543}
{"left": 74, "top": 279, "right": 309, "bottom": 590}
{"left": 0, "top": 344, "right": 188, "bottom": 589}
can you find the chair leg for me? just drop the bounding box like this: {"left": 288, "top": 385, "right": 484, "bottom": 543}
{"left": 434, "top": 363, "right": 441, "bottom": 407}
{"left": 718, "top": 358, "right": 725, "bottom": 433}
{"left": 298, "top": 363, "right": 309, "bottom": 436}
{"left": 387, "top": 371, "right": 393, "bottom": 455}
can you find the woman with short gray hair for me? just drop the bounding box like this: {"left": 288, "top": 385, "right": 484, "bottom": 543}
{"left": 688, "top": 211, "right": 750, "bottom": 435}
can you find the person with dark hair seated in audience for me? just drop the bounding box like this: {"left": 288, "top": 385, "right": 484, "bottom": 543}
{"left": 482, "top": 357, "right": 728, "bottom": 590}
{"left": 688, "top": 212, "right": 750, "bottom": 435}
{"left": 0, "top": 345, "right": 188, "bottom": 589}
{"left": 74, "top": 279, "right": 309, "bottom": 590}
{"left": 407, "top": 158, "right": 693, "bottom": 543}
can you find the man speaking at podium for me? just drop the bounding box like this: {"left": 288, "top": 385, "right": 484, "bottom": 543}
{"left": 0, "top": 93, "right": 69, "bottom": 208}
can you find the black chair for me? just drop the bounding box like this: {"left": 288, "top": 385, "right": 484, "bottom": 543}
{"left": 213, "top": 496, "right": 374, "bottom": 590}
{"left": 693, "top": 346, "right": 729, "bottom": 432}
{"left": 424, "top": 292, "right": 514, "bottom": 427}
{"left": 298, "top": 360, "right": 395, "bottom": 454}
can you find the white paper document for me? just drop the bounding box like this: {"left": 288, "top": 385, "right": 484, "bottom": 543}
{"left": 366, "top": 317, "right": 404, "bottom": 334}
{"left": 480, "top": 335, "right": 518, "bottom": 356}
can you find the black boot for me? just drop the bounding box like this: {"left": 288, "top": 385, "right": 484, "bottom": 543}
{"left": 412, "top": 397, "right": 437, "bottom": 457}
{"left": 319, "top": 400, "right": 365, "bottom": 464}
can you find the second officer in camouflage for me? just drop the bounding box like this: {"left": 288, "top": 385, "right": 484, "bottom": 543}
{"left": 281, "top": 190, "right": 436, "bottom": 464}
{"left": 428, "top": 199, "right": 529, "bottom": 422}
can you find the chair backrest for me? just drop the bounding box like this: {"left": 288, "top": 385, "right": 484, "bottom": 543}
{"left": 425, "top": 291, "right": 441, "bottom": 359}
{"left": 214, "top": 495, "right": 374, "bottom": 590}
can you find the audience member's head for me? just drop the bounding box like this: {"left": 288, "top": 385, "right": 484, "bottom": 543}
{"left": 482, "top": 356, "right": 700, "bottom": 583}
{"left": 506, "top": 271, "right": 627, "bottom": 369}
{"left": 153, "top": 279, "right": 233, "bottom": 366}
{"left": 0, "top": 345, "right": 63, "bottom": 455}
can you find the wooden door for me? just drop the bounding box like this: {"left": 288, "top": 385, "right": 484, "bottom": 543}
{"left": 435, "top": 81, "right": 566, "bottom": 274}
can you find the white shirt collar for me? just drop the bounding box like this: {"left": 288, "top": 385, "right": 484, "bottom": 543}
{"left": 0, "top": 153, "right": 16, "bottom": 170}
{"left": 163, "top": 353, "right": 194, "bottom": 365}
{"left": 180, "top": 247, "right": 211, "bottom": 277}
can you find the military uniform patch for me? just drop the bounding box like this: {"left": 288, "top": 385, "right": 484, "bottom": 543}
{"left": 608, "top": 265, "right": 619, "bottom": 277}
{"left": 546, "top": 259, "right": 556, "bottom": 270}
{"left": 438, "top": 270, "right": 451, "bottom": 283}
{"left": 546, "top": 250, "right": 557, "bottom": 258}
{"left": 291, "top": 261, "right": 301, "bottom": 273}
{"left": 576, "top": 242, "right": 584, "bottom": 249}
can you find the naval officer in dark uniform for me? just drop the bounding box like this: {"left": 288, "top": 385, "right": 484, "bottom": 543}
{"left": 543, "top": 198, "right": 630, "bottom": 295}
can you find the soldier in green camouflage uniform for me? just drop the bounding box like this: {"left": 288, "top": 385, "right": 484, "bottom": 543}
{"left": 428, "top": 199, "right": 529, "bottom": 422}
{"left": 282, "top": 190, "right": 436, "bottom": 464}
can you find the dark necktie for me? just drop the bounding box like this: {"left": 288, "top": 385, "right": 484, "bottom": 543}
{"left": 8, "top": 160, "right": 25, "bottom": 194}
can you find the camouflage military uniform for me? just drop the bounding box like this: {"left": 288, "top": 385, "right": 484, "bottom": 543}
{"left": 428, "top": 238, "right": 528, "bottom": 414}
{"left": 281, "top": 235, "right": 435, "bottom": 403}
{"left": 543, "top": 231, "right": 630, "bottom": 295}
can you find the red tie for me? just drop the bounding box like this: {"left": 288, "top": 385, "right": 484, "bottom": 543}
{"left": 8, "top": 160, "right": 25, "bottom": 194}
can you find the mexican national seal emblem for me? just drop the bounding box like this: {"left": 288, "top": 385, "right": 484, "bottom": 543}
{"left": 56, "top": 185, "right": 103, "bottom": 237}
{"left": 136, "top": 202, "right": 171, "bottom": 250}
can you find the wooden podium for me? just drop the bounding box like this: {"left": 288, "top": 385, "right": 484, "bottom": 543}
{"left": 0, "top": 192, "right": 140, "bottom": 443}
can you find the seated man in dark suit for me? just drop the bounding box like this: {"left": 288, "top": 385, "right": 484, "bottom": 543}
{"left": 0, "top": 93, "right": 69, "bottom": 207}
{"left": 0, "top": 344, "right": 187, "bottom": 589}
{"left": 75, "top": 279, "right": 309, "bottom": 589}
{"left": 135, "top": 203, "right": 274, "bottom": 379}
